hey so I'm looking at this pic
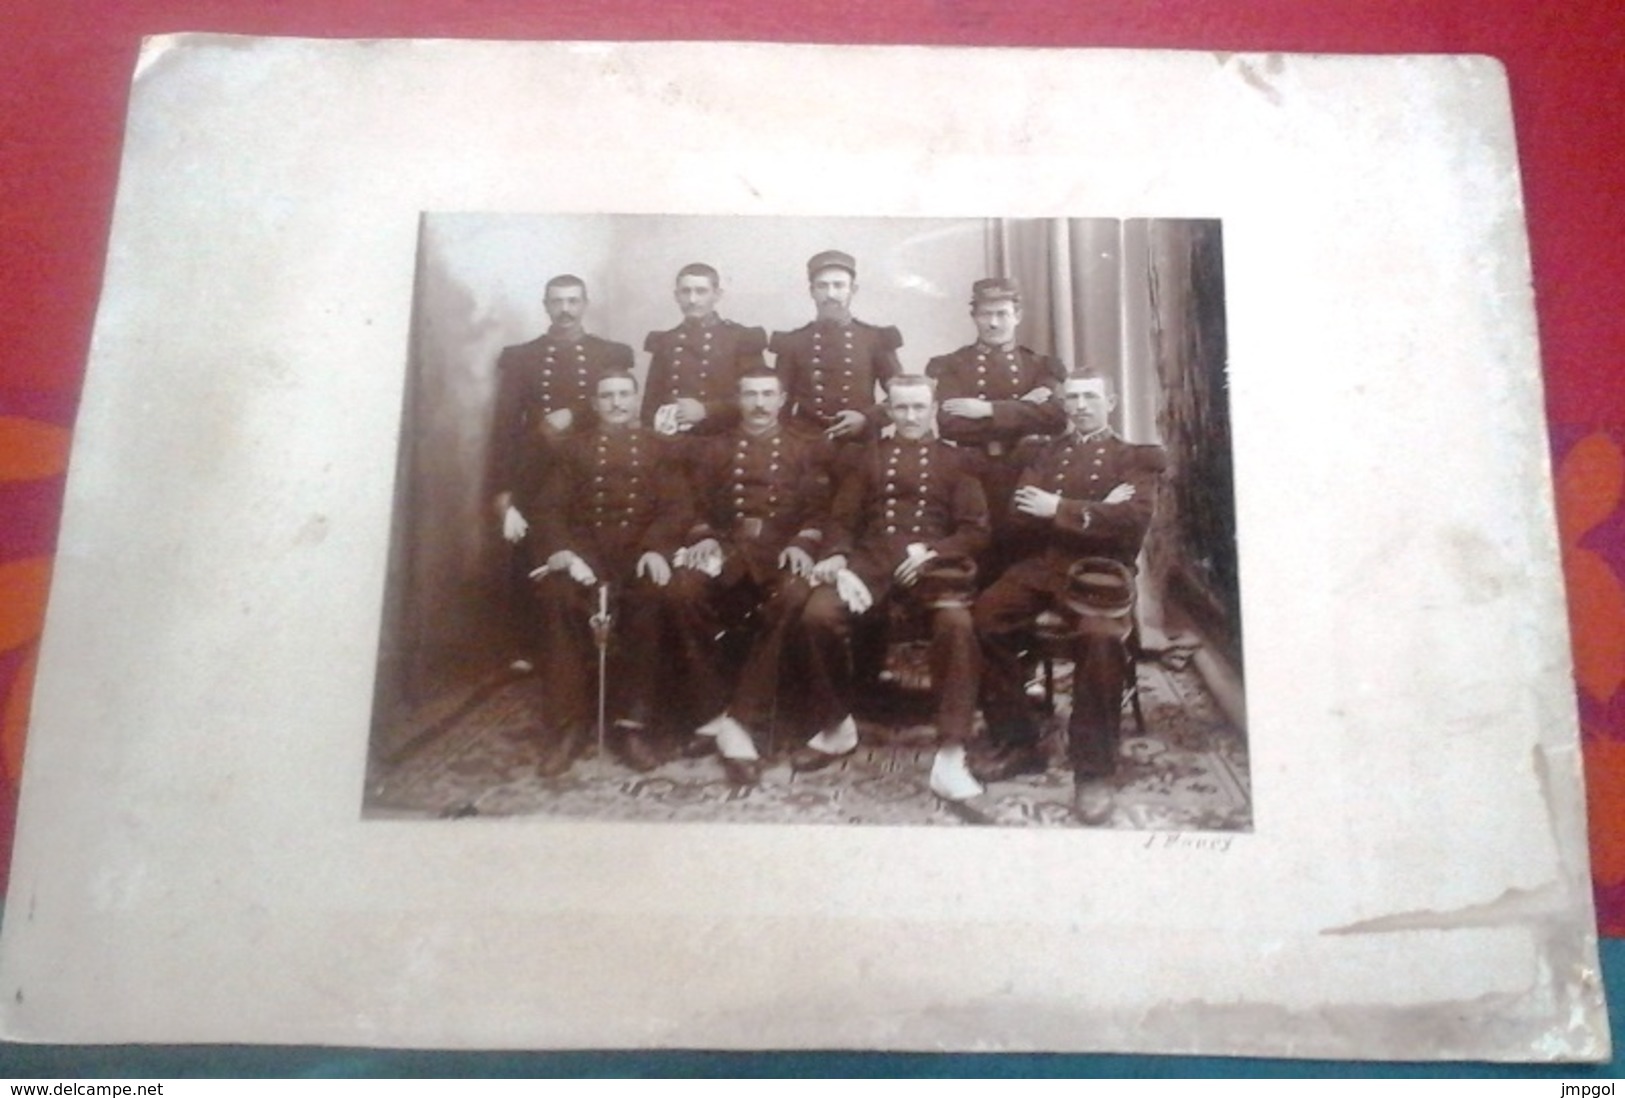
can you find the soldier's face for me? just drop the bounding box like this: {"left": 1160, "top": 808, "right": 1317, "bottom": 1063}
{"left": 674, "top": 275, "right": 721, "bottom": 320}
{"left": 972, "top": 301, "right": 1021, "bottom": 347}
{"left": 595, "top": 377, "right": 639, "bottom": 427}
{"left": 1063, "top": 378, "right": 1115, "bottom": 434}
{"left": 888, "top": 382, "right": 936, "bottom": 440}
{"left": 810, "top": 268, "right": 855, "bottom": 321}
{"left": 738, "top": 376, "right": 785, "bottom": 435}
{"left": 544, "top": 285, "right": 587, "bottom": 332}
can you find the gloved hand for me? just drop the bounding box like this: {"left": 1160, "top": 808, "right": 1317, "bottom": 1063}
{"left": 653, "top": 403, "right": 682, "bottom": 436}
{"left": 637, "top": 552, "right": 673, "bottom": 587}
{"left": 544, "top": 550, "right": 597, "bottom": 586}
{"left": 834, "top": 568, "right": 873, "bottom": 614}
{"left": 502, "top": 505, "right": 529, "bottom": 543}
{"left": 677, "top": 537, "right": 724, "bottom": 576}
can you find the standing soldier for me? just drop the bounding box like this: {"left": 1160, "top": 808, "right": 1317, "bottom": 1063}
{"left": 489, "top": 275, "right": 635, "bottom": 665}
{"left": 521, "top": 370, "right": 691, "bottom": 778}
{"left": 642, "top": 262, "right": 768, "bottom": 439}
{"left": 489, "top": 274, "right": 636, "bottom": 539}
{"left": 665, "top": 367, "right": 835, "bottom": 785}
{"left": 790, "top": 375, "right": 991, "bottom": 804}
{"left": 971, "top": 371, "right": 1167, "bottom": 824}
{"left": 770, "top": 250, "right": 903, "bottom": 443}
{"left": 925, "top": 277, "right": 1068, "bottom": 574}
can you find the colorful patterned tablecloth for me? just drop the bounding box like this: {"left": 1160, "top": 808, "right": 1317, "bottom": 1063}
{"left": 2, "top": 2, "right": 1622, "bottom": 938}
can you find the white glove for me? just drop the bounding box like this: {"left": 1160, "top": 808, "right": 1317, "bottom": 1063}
{"left": 1103, "top": 482, "right": 1136, "bottom": 505}
{"left": 653, "top": 403, "right": 682, "bottom": 436}
{"left": 894, "top": 544, "right": 938, "bottom": 587}
{"left": 834, "top": 568, "right": 874, "bottom": 615}
{"left": 637, "top": 552, "right": 673, "bottom": 587}
{"left": 502, "top": 505, "right": 529, "bottom": 543}
{"left": 676, "top": 537, "right": 724, "bottom": 576}
{"left": 545, "top": 550, "right": 597, "bottom": 586}
{"left": 811, "top": 554, "right": 848, "bottom": 585}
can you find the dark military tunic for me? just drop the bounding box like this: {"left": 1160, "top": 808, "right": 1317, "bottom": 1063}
{"left": 924, "top": 342, "right": 1067, "bottom": 455}
{"left": 488, "top": 331, "right": 635, "bottom": 498}
{"left": 973, "top": 427, "right": 1168, "bottom": 775}
{"left": 769, "top": 319, "right": 903, "bottom": 438}
{"left": 686, "top": 427, "right": 831, "bottom": 577}
{"left": 641, "top": 318, "right": 768, "bottom": 435}
{"left": 798, "top": 437, "right": 990, "bottom": 744}
{"left": 521, "top": 424, "right": 691, "bottom": 733}
{"left": 926, "top": 341, "right": 1068, "bottom": 563}
{"left": 528, "top": 425, "right": 690, "bottom": 578}
{"left": 827, "top": 437, "right": 990, "bottom": 583}
{"left": 663, "top": 426, "right": 835, "bottom": 735}
{"left": 1005, "top": 428, "right": 1165, "bottom": 570}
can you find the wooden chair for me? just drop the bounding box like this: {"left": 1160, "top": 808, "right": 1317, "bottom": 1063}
{"left": 1029, "top": 610, "right": 1147, "bottom": 735}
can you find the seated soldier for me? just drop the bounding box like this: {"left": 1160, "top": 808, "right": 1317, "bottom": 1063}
{"left": 520, "top": 370, "right": 690, "bottom": 777}
{"left": 662, "top": 367, "right": 835, "bottom": 785}
{"left": 971, "top": 371, "right": 1167, "bottom": 824}
{"left": 785, "top": 374, "right": 991, "bottom": 804}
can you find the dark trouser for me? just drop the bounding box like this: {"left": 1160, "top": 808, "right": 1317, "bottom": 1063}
{"left": 530, "top": 573, "right": 663, "bottom": 734}
{"left": 973, "top": 557, "right": 1129, "bottom": 779}
{"left": 504, "top": 547, "right": 542, "bottom": 657}
{"left": 800, "top": 579, "right": 981, "bottom": 746}
{"left": 955, "top": 447, "right": 1027, "bottom": 585}
{"left": 661, "top": 567, "right": 817, "bottom": 747}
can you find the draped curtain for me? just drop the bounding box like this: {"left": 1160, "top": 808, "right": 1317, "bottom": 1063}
{"left": 983, "top": 218, "right": 1158, "bottom": 445}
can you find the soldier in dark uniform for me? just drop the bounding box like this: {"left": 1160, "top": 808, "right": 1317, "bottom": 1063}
{"left": 971, "top": 371, "right": 1167, "bottom": 824}
{"left": 771, "top": 250, "right": 906, "bottom": 684}
{"left": 641, "top": 263, "right": 768, "bottom": 439}
{"left": 769, "top": 250, "right": 904, "bottom": 443}
{"left": 489, "top": 275, "right": 636, "bottom": 666}
{"left": 662, "top": 367, "right": 835, "bottom": 785}
{"left": 791, "top": 374, "right": 991, "bottom": 804}
{"left": 520, "top": 369, "right": 691, "bottom": 778}
{"left": 489, "top": 274, "right": 637, "bottom": 536}
{"left": 925, "top": 277, "right": 1068, "bottom": 574}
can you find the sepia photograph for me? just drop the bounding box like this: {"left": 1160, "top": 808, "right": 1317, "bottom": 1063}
{"left": 364, "top": 213, "right": 1248, "bottom": 830}
{"left": 4, "top": 37, "right": 1600, "bottom": 1058}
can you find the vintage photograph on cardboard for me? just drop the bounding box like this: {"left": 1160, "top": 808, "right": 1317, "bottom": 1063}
{"left": 364, "top": 213, "right": 1248, "bottom": 831}
{"left": 0, "top": 37, "right": 1605, "bottom": 1058}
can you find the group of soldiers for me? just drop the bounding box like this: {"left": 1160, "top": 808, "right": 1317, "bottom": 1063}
{"left": 486, "top": 250, "right": 1166, "bottom": 823}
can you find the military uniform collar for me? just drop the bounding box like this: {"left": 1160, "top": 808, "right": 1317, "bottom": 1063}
{"left": 595, "top": 421, "right": 642, "bottom": 439}
{"left": 1069, "top": 424, "right": 1115, "bottom": 445}
{"left": 975, "top": 340, "right": 1019, "bottom": 355}
{"left": 737, "top": 422, "right": 782, "bottom": 443}
{"left": 680, "top": 314, "right": 722, "bottom": 330}
{"left": 545, "top": 327, "right": 587, "bottom": 346}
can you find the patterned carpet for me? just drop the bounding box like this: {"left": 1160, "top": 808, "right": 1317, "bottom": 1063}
{"left": 365, "top": 645, "right": 1252, "bottom": 832}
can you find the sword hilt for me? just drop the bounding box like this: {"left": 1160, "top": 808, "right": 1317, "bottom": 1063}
{"left": 588, "top": 583, "right": 612, "bottom": 645}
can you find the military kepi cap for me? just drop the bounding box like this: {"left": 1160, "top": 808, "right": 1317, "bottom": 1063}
{"left": 1063, "top": 557, "right": 1137, "bottom": 619}
{"left": 807, "top": 250, "right": 857, "bottom": 280}
{"left": 913, "top": 555, "right": 979, "bottom": 610}
{"left": 971, "top": 277, "right": 1021, "bottom": 306}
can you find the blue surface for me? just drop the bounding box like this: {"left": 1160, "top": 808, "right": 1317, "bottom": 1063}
{"left": 0, "top": 938, "right": 1619, "bottom": 1078}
